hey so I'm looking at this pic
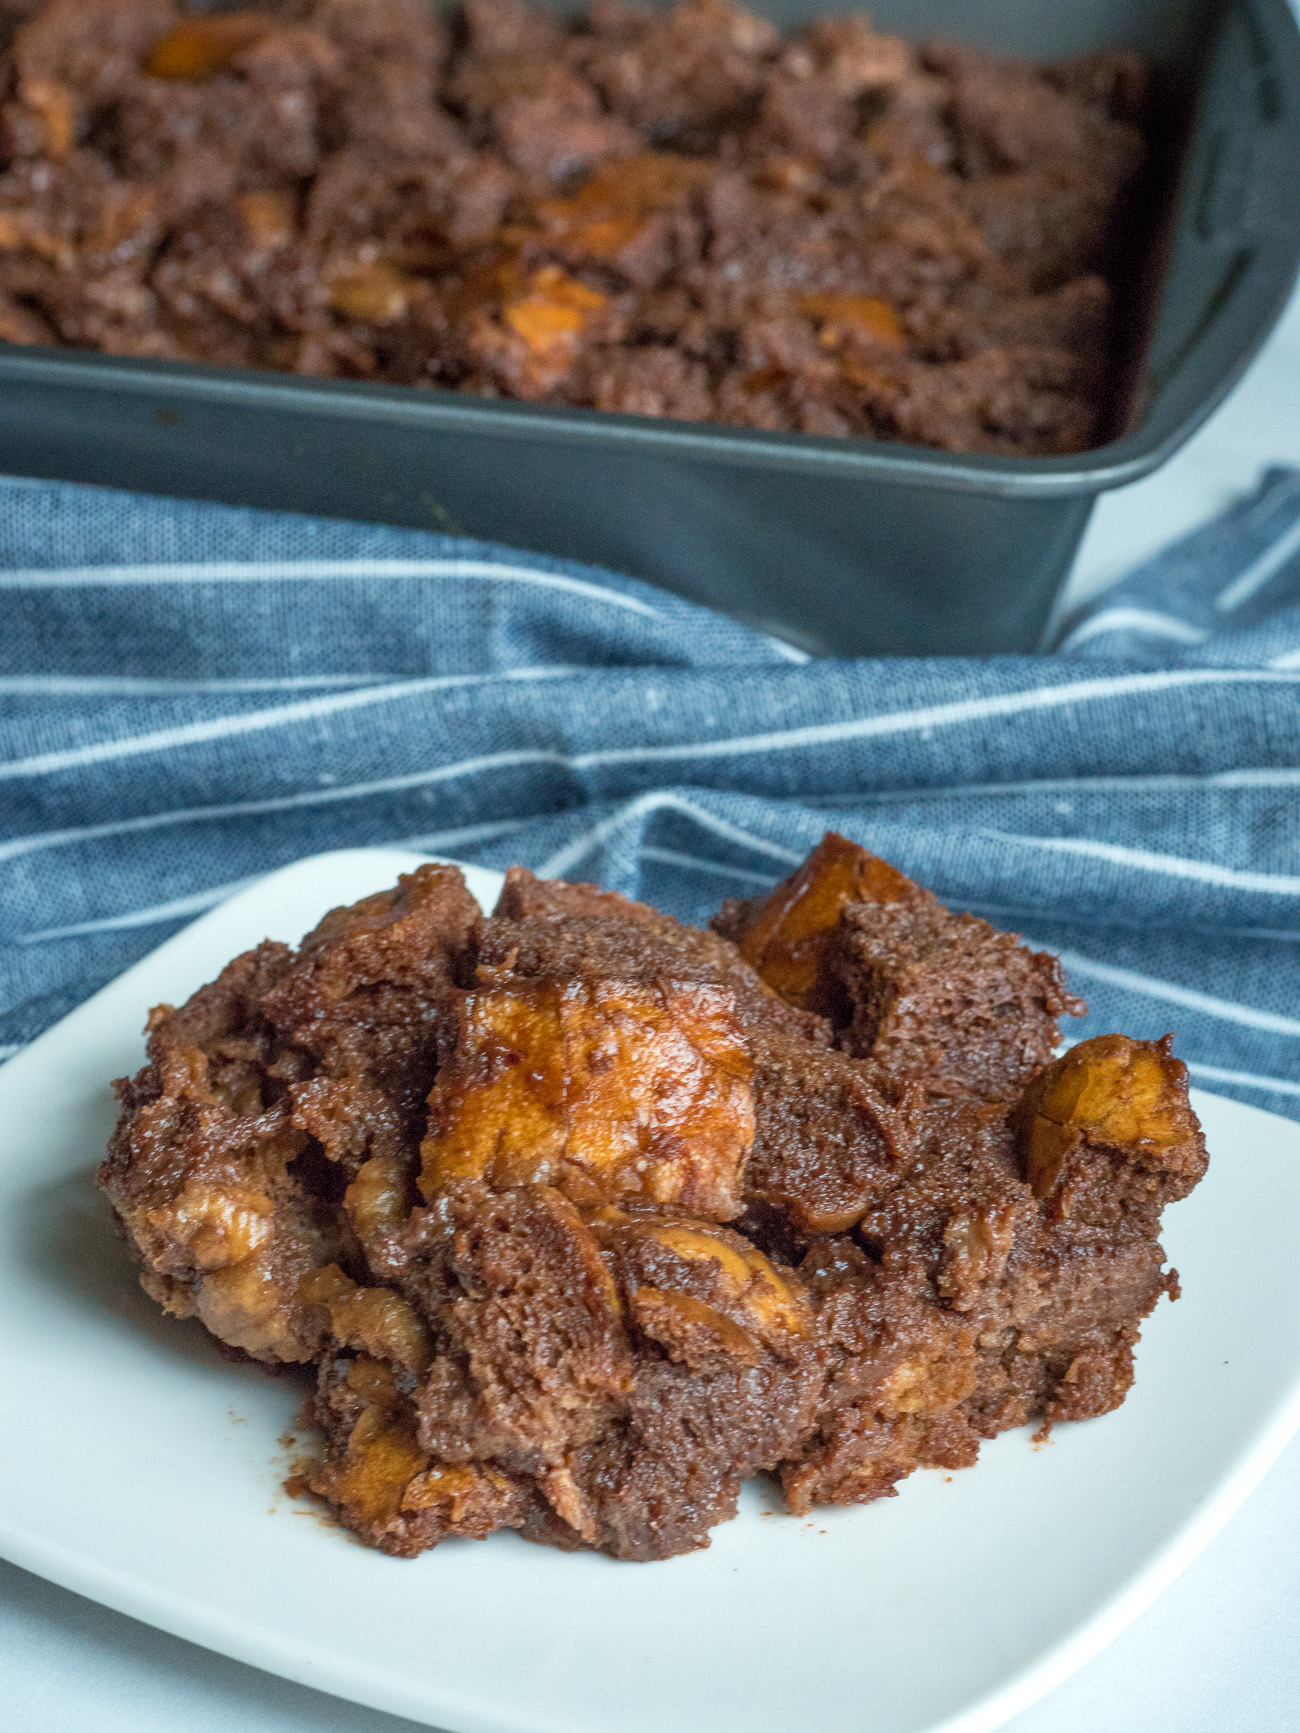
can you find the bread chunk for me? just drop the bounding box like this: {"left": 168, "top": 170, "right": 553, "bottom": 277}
{"left": 263, "top": 861, "right": 480, "bottom": 1141}
{"left": 781, "top": 1053, "right": 1190, "bottom": 1509}
{"left": 421, "top": 976, "right": 754, "bottom": 1217}
{"left": 717, "top": 830, "right": 1084, "bottom": 1099}
{"left": 100, "top": 864, "right": 476, "bottom": 1363}
{"left": 717, "top": 830, "right": 912, "bottom": 1013}
{"left": 1014, "top": 1033, "right": 1208, "bottom": 1223}
{"left": 831, "top": 890, "right": 1083, "bottom": 1099}
{"left": 383, "top": 1182, "right": 821, "bottom": 1559}
{"left": 101, "top": 942, "right": 333, "bottom": 1363}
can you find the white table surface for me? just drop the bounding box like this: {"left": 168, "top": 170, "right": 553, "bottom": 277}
{"left": 5, "top": 209, "right": 1300, "bottom": 1733}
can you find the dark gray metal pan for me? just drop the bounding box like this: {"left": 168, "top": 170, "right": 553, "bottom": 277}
{"left": 1, "top": 0, "right": 1297, "bottom": 655}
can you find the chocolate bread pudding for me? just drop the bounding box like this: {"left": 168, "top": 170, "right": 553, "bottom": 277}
{"left": 100, "top": 835, "right": 1208, "bottom": 1560}
{"left": 0, "top": 0, "right": 1150, "bottom": 453}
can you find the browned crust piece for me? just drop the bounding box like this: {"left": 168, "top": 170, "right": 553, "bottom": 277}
{"left": 420, "top": 973, "right": 756, "bottom": 1218}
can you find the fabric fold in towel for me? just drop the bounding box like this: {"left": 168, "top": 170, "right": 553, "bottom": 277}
{"left": 1, "top": 467, "right": 1298, "bottom": 1120}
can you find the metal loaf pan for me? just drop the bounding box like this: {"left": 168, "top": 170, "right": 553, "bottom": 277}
{"left": 1, "top": 0, "right": 1298, "bottom": 655}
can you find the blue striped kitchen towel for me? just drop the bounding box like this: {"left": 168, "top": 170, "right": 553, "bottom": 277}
{"left": 2, "top": 466, "right": 1298, "bottom": 1118}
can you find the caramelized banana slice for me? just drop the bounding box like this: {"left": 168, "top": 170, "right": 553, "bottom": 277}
{"left": 591, "top": 1207, "right": 810, "bottom": 1357}
{"left": 641, "top": 1218, "right": 808, "bottom": 1338}
{"left": 877, "top": 1351, "right": 978, "bottom": 1417}
{"left": 631, "top": 1288, "right": 760, "bottom": 1369}
{"left": 329, "top": 260, "right": 421, "bottom": 324}
{"left": 338, "top": 1148, "right": 417, "bottom": 1288}
{"left": 1016, "top": 1034, "right": 1208, "bottom": 1217}
{"left": 144, "top": 13, "right": 271, "bottom": 80}
{"left": 402, "top": 1461, "right": 518, "bottom": 1522}
{"left": 299, "top": 1264, "right": 430, "bottom": 1373}
{"left": 421, "top": 978, "right": 754, "bottom": 1217}
{"left": 799, "top": 293, "right": 904, "bottom": 348}
{"left": 724, "top": 831, "right": 910, "bottom": 1010}
{"left": 503, "top": 266, "right": 607, "bottom": 352}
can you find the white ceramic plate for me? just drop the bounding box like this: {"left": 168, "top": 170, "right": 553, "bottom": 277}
{"left": 2, "top": 846, "right": 1299, "bottom": 1733}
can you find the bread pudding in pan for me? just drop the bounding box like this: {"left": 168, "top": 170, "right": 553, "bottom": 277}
{"left": 0, "top": 0, "right": 1149, "bottom": 453}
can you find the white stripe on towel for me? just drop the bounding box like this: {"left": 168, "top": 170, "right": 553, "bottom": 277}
{"left": 1216, "top": 516, "right": 1300, "bottom": 612}
{"left": 983, "top": 833, "right": 1300, "bottom": 895}
{"left": 569, "top": 670, "right": 1300, "bottom": 769}
{"left": 0, "top": 667, "right": 574, "bottom": 780}
{"left": 536, "top": 791, "right": 803, "bottom": 879}
{"left": 0, "top": 557, "right": 662, "bottom": 616}
{"left": 19, "top": 877, "right": 261, "bottom": 943}
{"left": 638, "top": 846, "right": 781, "bottom": 887}
{"left": 1053, "top": 949, "right": 1300, "bottom": 1037}
{"left": 1184, "top": 1060, "right": 1300, "bottom": 1099}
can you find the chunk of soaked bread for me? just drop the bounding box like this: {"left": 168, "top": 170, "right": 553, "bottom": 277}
{"left": 716, "top": 830, "right": 1084, "bottom": 1099}
{"left": 421, "top": 976, "right": 754, "bottom": 1217}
